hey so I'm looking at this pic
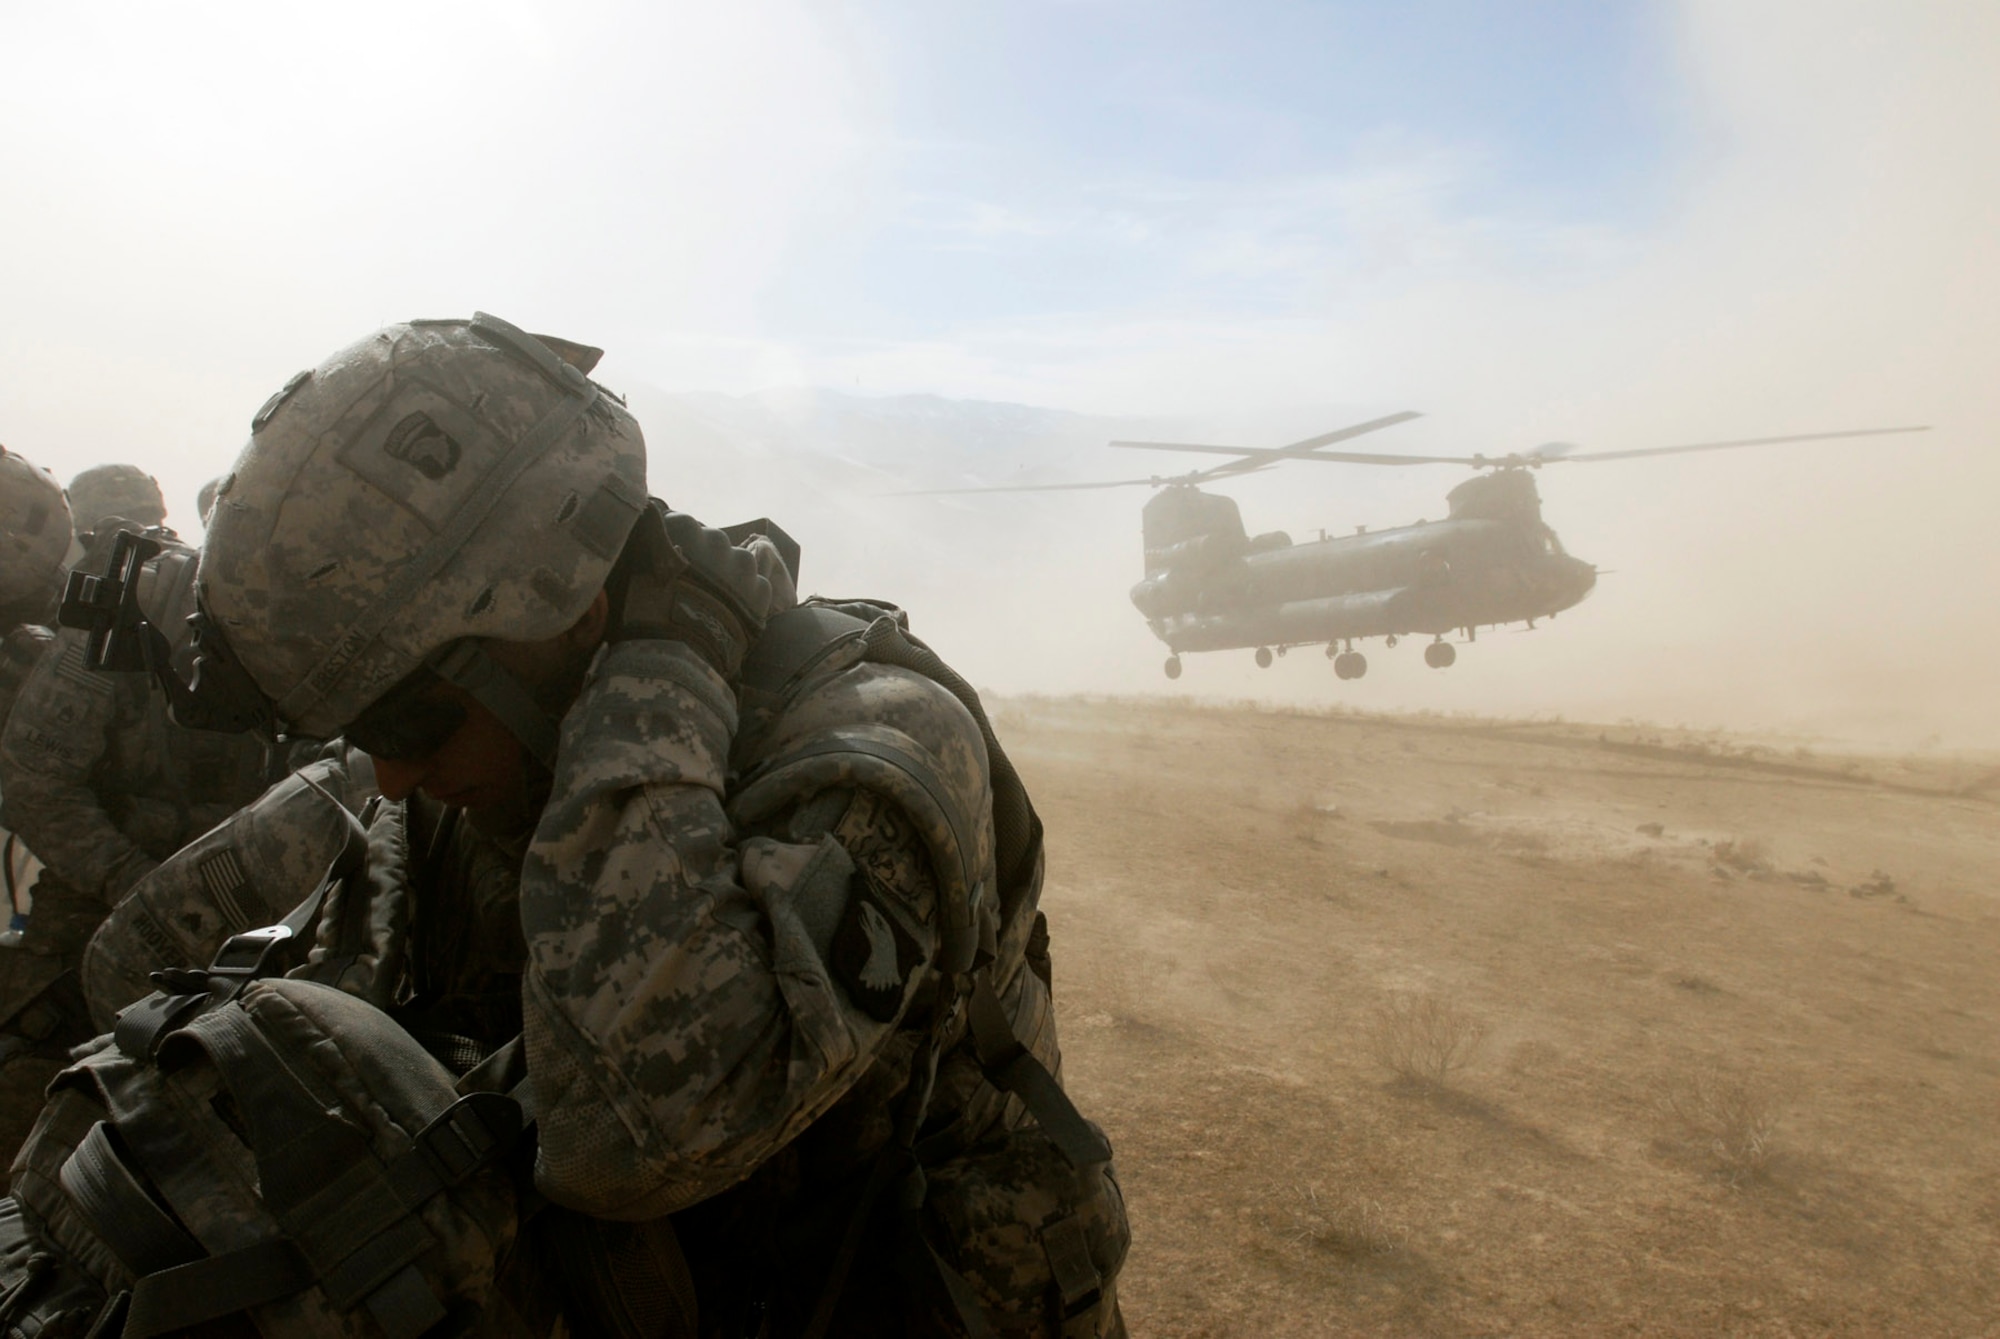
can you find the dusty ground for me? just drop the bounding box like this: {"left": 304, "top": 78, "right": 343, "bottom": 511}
{"left": 1000, "top": 696, "right": 2000, "bottom": 1337}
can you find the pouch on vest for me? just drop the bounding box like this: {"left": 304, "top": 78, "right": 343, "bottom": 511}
{"left": 918, "top": 1122, "right": 1129, "bottom": 1339}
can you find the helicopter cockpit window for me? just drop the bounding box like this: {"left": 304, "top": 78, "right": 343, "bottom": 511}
{"left": 1540, "top": 531, "right": 1566, "bottom": 557}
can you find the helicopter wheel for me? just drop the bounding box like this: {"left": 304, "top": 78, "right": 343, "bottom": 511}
{"left": 1385, "top": 634, "right": 1399, "bottom": 649}
{"left": 1255, "top": 647, "right": 1273, "bottom": 669}
{"left": 1333, "top": 651, "right": 1370, "bottom": 680}
{"left": 1164, "top": 655, "right": 1183, "bottom": 680}
{"left": 1424, "top": 641, "right": 1457, "bottom": 669}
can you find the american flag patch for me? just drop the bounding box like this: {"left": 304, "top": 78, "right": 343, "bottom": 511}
{"left": 198, "top": 848, "right": 254, "bottom": 932}
{"left": 51, "top": 637, "right": 113, "bottom": 695}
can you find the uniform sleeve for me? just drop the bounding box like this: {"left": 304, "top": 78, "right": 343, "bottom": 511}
{"left": 0, "top": 629, "right": 154, "bottom": 903}
{"left": 519, "top": 639, "right": 941, "bottom": 1220}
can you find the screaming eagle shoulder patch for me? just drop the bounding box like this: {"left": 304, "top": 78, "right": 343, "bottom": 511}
{"left": 830, "top": 868, "right": 924, "bottom": 1023}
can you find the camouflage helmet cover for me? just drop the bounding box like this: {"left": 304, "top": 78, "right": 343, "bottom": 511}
{"left": 199, "top": 314, "right": 647, "bottom": 739}
{"left": 0, "top": 446, "right": 74, "bottom": 612}
{"left": 67, "top": 462, "right": 166, "bottom": 530}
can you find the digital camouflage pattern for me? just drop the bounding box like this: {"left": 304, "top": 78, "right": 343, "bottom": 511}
{"left": 75, "top": 304, "right": 1125, "bottom": 1332}
{"left": 0, "top": 625, "right": 53, "bottom": 738}
{"left": 72, "top": 620, "right": 1122, "bottom": 1334}
{"left": 519, "top": 637, "right": 989, "bottom": 1219}
{"left": 0, "top": 447, "right": 71, "bottom": 620}
{"left": 64, "top": 462, "right": 164, "bottom": 532}
{"left": 923, "top": 1125, "right": 1130, "bottom": 1337}
{"left": 80, "top": 748, "right": 376, "bottom": 1031}
{"left": 0, "top": 537, "right": 281, "bottom": 1171}
{"left": 0, "top": 539, "right": 275, "bottom": 918}
{"left": 10, "top": 977, "right": 523, "bottom": 1335}
{"left": 200, "top": 315, "right": 647, "bottom": 739}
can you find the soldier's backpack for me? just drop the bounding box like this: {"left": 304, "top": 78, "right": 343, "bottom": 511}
{"left": 1, "top": 858, "right": 525, "bottom": 1337}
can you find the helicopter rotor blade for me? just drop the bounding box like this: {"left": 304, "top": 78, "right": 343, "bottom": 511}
{"left": 887, "top": 475, "right": 1190, "bottom": 496}
{"left": 1547, "top": 425, "right": 1930, "bottom": 464}
{"left": 1254, "top": 448, "right": 1491, "bottom": 466}
{"left": 1109, "top": 410, "right": 1424, "bottom": 474}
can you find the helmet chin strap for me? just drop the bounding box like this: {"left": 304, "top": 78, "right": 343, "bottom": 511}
{"left": 427, "top": 640, "right": 561, "bottom": 770}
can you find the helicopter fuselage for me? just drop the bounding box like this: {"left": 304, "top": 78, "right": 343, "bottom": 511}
{"left": 1127, "top": 472, "right": 1597, "bottom": 663}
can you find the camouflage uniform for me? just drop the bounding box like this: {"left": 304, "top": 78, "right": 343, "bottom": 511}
{"left": 58, "top": 316, "right": 1127, "bottom": 1335}
{"left": 0, "top": 447, "right": 72, "bottom": 730}
{"left": 65, "top": 462, "right": 165, "bottom": 534}
{"left": 0, "top": 531, "right": 278, "bottom": 1166}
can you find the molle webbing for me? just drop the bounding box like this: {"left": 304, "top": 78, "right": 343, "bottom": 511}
{"left": 65, "top": 991, "right": 520, "bottom": 1338}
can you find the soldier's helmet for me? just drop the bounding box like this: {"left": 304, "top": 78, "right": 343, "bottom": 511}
{"left": 196, "top": 474, "right": 224, "bottom": 525}
{"left": 0, "top": 446, "right": 74, "bottom": 617}
{"left": 199, "top": 314, "right": 646, "bottom": 741}
{"left": 66, "top": 462, "right": 166, "bottom": 532}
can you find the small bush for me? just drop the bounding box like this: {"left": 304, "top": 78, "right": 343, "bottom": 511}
{"left": 1712, "top": 837, "right": 1772, "bottom": 874}
{"left": 1281, "top": 1184, "right": 1403, "bottom": 1258}
{"left": 1368, "top": 991, "right": 1488, "bottom": 1088}
{"left": 1663, "top": 1065, "right": 1782, "bottom": 1185}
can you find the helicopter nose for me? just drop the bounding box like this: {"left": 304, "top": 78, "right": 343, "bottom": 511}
{"left": 1556, "top": 556, "right": 1597, "bottom": 608}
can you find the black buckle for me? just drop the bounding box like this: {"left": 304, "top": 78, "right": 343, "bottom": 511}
{"left": 413, "top": 1093, "right": 522, "bottom": 1187}
{"left": 205, "top": 924, "right": 298, "bottom": 982}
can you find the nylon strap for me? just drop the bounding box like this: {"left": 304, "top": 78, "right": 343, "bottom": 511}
{"left": 167, "top": 1007, "right": 432, "bottom": 1309}
{"left": 967, "top": 974, "right": 1111, "bottom": 1168}
{"left": 59, "top": 1122, "right": 204, "bottom": 1276}
{"left": 428, "top": 639, "right": 560, "bottom": 768}
{"left": 1041, "top": 1214, "right": 1104, "bottom": 1317}
{"left": 123, "top": 1238, "right": 314, "bottom": 1338}
{"left": 274, "top": 375, "right": 598, "bottom": 730}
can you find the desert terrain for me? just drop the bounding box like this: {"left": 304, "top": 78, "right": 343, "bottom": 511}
{"left": 1006, "top": 696, "right": 2000, "bottom": 1337}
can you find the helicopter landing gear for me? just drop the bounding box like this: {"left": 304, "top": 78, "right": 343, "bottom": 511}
{"left": 1255, "top": 647, "right": 1273, "bottom": 669}
{"left": 1164, "top": 655, "right": 1183, "bottom": 680}
{"left": 1333, "top": 651, "right": 1368, "bottom": 680}
{"left": 1385, "top": 634, "right": 1399, "bottom": 649}
{"left": 1424, "top": 639, "right": 1457, "bottom": 669}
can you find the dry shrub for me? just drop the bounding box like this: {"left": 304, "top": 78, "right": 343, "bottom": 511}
{"left": 1663, "top": 1065, "right": 1782, "bottom": 1185}
{"left": 1284, "top": 799, "right": 1342, "bottom": 844}
{"left": 1368, "top": 991, "right": 1488, "bottom": 1088}
{"left": 1712, "top": 837, "right": 1772, "bottom": 874}
{"left": 1281, "top": 1183, "right": 1404, "bottom": 1259}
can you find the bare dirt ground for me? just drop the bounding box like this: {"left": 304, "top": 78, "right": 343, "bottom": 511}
{"left": 1001, "top": 696, "right": 2000, "bottom": 1337}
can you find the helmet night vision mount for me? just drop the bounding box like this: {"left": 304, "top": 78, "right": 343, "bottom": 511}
{"left": 58, "top": 528, "right": 276, "bottom": 736}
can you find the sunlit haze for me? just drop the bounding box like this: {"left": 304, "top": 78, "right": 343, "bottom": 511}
{"left": 2, "top": 1, "right": 1993, "bottom": 744}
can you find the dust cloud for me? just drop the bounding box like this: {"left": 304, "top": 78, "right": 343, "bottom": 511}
{"left": 0, "top": 0, "right": 1992, "bottom": 752}
{"left": 2, "top": 8, "right": 1998, "bottom": 1335}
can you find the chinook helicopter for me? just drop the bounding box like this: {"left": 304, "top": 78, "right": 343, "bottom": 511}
{"left": 916, "top": 412, "right": 1929, "bottom": 679}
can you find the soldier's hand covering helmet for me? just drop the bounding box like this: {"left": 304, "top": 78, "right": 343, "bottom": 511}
{"left": 66, "top": 462, "right": 166, "bottom": 533}
{"left": 0, "top": 447, "right": 73, "bottom": 618}
{"left": 199, "top": 314, "right": 648, "bottom": 741}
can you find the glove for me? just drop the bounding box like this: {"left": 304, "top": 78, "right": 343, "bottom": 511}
{"left": 647, "top": 510, "right": 775, "bottom": 682}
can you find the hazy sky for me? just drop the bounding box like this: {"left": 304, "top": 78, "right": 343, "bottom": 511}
{"left": 2, "top": 1, "right": 1995, "bottom": 742}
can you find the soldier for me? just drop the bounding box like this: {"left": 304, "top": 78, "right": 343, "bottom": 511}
{"left": 63, "top": 462, "right": 168, "bottom": 575}
{"left": 0, "top": 448, "right": 72, "bottom": 731}
{"left": 63, "top": 313, "right": 1128, "bottom": 1335}
{"left": 0, "top": 449, "right": 73, "bottom": 950}
{"left": 0, "top": 525, "right": 280, "bottom": 1163}
{"left": 65, "top": 462, "right": 166, "bottom": 536}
